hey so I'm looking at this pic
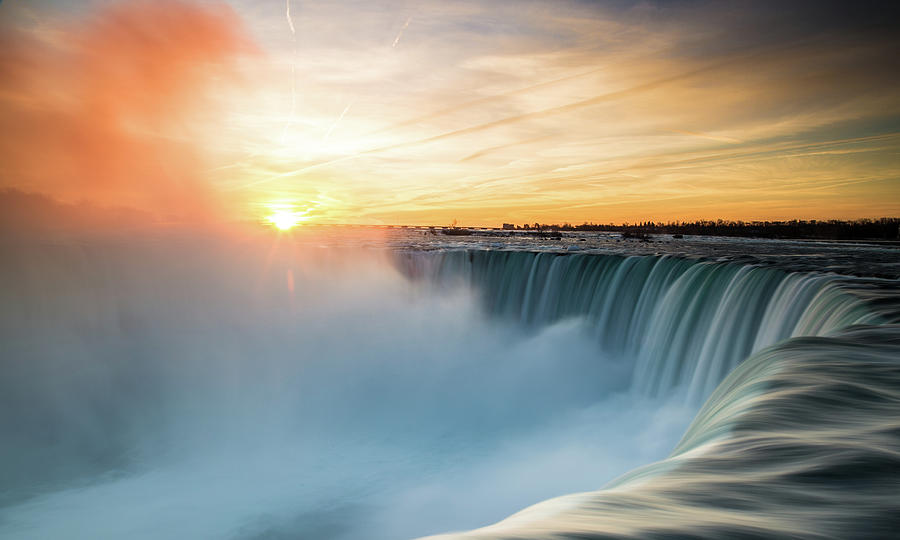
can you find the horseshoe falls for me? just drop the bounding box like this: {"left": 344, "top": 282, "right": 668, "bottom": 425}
{"left": 2, "top": 230, "right": 899, "bottom": 540}
{"left": 398, "top": 250, "right": 885, "bottom": 404}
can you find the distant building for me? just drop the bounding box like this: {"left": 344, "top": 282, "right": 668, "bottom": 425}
{"left": 502, "top": 223, "right": 515, "bottom": 230}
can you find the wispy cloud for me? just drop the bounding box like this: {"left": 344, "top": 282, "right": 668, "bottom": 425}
{"left": 3, "top": 0, "right": 898, "bottom": 225}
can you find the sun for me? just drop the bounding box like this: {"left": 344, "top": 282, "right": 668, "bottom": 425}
{"left": 269, "top": 211, "right": 301, "bottom": 230}
{"left": 266, "top": 204, "right": 310, "bottom": 231}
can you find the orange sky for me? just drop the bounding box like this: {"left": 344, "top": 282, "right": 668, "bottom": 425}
{"left": 1, "top": 0, "right": 898, "bottom": 227}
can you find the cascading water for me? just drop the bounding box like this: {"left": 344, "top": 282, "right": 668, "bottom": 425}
{"left": 2, "top": 231, "right": 898, "bottom": 540}
{"left": 397, "top": 249, "right": 882, "bottom": 402}
{"left": 425, "top": 325, "right": 900, "bottom": 540}
{"left": 396, "top": 247, "right": 900, "bottom": 540}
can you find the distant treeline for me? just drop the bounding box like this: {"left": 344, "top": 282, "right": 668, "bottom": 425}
{"left": 501, "top": 218, "right": 900, "bottom": 241}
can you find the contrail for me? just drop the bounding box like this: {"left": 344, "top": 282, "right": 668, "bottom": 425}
{"left": 368, "top": 33, "right": 833, "bottom": 139}
{"left": 392, "top": 16, "right": 412, "bottom": 48}
{"left": 234, "top": 62, "right": 726, "bottom": 190}
{"left": 458, "top": 135, "right": 552, "bottom": 162}
{"left": 285, "top": 0, "right": 296, "bottom": 35}
{"left": 358, "top": 37, "right": 819, "bottom": 153}
{"left": 667, "top": 129, "right": 743, "bottom": 144}
{"left": 324, "top": 101, "right": 356, "bottom": 142}
{"left": 322, "top": 15, "right": 407, "bottom": 144}
{"left": 367, "top": 65, "right": 607, "bottom": 136}
{"left": 240, "top": 38, "right": 823, "bottom": 188}
{"left": 281, "top": 0, "right": 298, "bottom": 143}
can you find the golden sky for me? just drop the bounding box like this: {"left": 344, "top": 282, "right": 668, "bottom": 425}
{"left": 1, "top": 0, "right": 899, "bottom": 226}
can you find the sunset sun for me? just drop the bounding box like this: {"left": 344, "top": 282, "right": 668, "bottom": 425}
{"left": 266, "top": 204, "right": 308, "bottom": 230}
{"left": 268, "top": 211, "right": 301, "bottom": 230}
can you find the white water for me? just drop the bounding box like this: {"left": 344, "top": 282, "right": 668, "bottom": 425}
{"left": 1, "top": 232, "right": 894, "bottom": 539}
{"left": 0, "top": 232, "right": 693, "bottom": 540}
{"left": 397, "top": 250, "right": 881, "bottom": 402}
{"left": 426, "top": 326, "right": 900, "bottom": 540}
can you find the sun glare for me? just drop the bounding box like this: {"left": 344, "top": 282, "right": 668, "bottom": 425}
{"left": 266, "top": 204, "right": 309, "bottom": 231}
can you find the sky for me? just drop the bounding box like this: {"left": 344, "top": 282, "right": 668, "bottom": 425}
{"left": 1, "top": 0, "right": 899, "bottom": 226}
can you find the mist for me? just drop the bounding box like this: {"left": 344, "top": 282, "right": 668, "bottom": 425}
{"left": 0, "top": 1, "right": 254, "bottom": 221}
{"left": 0, "top": 226, "right": 692, "bottom": 539}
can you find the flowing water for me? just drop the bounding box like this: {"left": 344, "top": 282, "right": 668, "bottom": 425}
{"left": 1, "top": 229, "right": 898, "bottom": 539}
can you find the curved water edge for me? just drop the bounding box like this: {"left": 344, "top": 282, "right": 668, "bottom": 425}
{"left": 396, "top": 249, "right": 892, "bottom": 402}
{"left": 422, "top": 325, "right": 900, "bottom": 540}
{"left": 2, "top": 236, "right": 899, "bottom": 539}
{"left": 397, "top": 250, "right": 900, "bottom": 539}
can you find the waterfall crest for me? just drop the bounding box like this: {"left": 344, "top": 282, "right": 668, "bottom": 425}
{"left": 397, "top": 250, "right": 883, "bottom": 401}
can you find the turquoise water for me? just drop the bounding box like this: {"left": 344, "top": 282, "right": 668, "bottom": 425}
{"left": 1, "top": 233, "right": 898, "bottom": 539}
{"left": 397, "top": 250, "right": 885, "bottom": 402}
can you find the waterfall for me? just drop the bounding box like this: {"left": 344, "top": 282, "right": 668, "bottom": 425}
{"left": 424, "top": 324, "right": 900, "bottom": 540}
{"left": 3, "top": 235, "right": 897, "bottom": 540}
{"left": 397, "top": 250, "right": 882, "bottom": 401}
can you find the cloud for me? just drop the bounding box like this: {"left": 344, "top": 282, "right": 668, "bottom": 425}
{"left": 4, "top": 0, "right": 898, "bottom": 226}
{"left": 0, "top": 0, "right": 255, "bottom": 223}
